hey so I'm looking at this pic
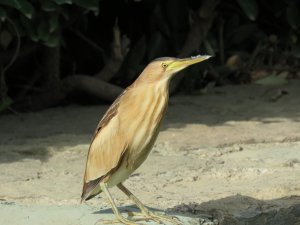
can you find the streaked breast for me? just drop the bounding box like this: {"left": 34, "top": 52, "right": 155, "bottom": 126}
{"left": 119, "top": 82, "right": 169, "bottom": 169}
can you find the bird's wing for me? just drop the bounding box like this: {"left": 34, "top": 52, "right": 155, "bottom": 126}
{"left": 81, "top": 92, "right": 128, "bottom": 201}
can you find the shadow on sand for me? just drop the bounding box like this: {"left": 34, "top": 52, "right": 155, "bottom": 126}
{"left": 168, "top": 195, "right": 300, "bottom": 225}
{"left": 88, "top": 195, "right": 300, "bottom": 224}
{"left": 1, "top": 82, "right": 300, "bottom": 164}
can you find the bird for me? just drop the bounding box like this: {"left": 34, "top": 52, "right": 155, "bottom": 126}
{"left": 81, "top": 55, "right": 211, "bottom": 225}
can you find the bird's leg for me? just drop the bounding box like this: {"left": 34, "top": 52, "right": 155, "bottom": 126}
{"left": 97, "top": 183, "right": 140, "bottom": 225}
{"left": 117, "top": 183, "right": 182, "bottom": 225}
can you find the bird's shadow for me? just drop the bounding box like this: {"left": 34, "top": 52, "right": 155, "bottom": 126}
{"left": 93, "top": 204, "right": 164, "bottom": 215}
{"left": 92, "top": 195, "right": 300, "bottom": 225}
{"left": 92, "top": 204, "right": 207, "bottom": 225}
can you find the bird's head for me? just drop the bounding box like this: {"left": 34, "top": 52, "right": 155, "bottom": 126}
{"left": 136, "top": 55, "right": 211, "bottom": 84}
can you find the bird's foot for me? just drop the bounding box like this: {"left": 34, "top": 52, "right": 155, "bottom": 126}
{"left": 95, "top": 216, "right": 141, "bottom": 225}
{"left": 127, "top": 210, "right": 182, "bottom": 225}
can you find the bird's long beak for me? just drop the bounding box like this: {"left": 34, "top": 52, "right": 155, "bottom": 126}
{"left": 167, "top": 55, "right": 211, "bottom": 72}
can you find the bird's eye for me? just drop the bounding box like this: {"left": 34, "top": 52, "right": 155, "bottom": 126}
{"left": 161, "top": 63, "right": 168, "bottom": 69}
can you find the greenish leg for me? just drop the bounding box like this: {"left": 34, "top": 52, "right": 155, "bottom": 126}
{"left": 117, "top": 183, "right": 183, "bottom": 225}
{"left": 97, "top": 183, "right": 140, "bottom": 225}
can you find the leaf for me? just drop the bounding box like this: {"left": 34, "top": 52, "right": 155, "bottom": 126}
{"left": 0, "top": 30, "right": 12, "bottom": 49}
{"left": 44, "top": 32, "right": 59, "bottom": 47}
{"left": 0, "top": 96, "right": 13, "bottom": 113}
{"left": 204, "top": 40, "right": 215, "bottom": 57}
{"left": 20, "top": 15, "right": 38, "bottom": 41}
{"left": 236, "top": 0, "right": 258, "bottom": 21}
{"left": 37, "top": 19, "right": 49, "bottom": 42}
{"left": 61, "top": 9, "right": 69, "bottom": 20}
{"left": 0, "top": 6, "right": 6, "bottom": 21}
{"left": 291, "top": 45, "right": 300, "bottom": 58}
{"left": 255, "top": 75, "right": 288, "bottom": 86}
{"left": 41, "top": 0, "right": 58, "bottom": 12}
{"left": 52, "top": 0, "right": 72, "bottom": 5}
{"left": 49, "top": 13, "right": 59, "bottom": 32}
{"left": 72, "top": 0, "right": 99, "bottom": 12}
{"left": 0, "top": 0, "right": 34, "bottom": 19}
{"left": 286, "top": 4, "right": 300, "bottom": 29}
{"left": 277, "top": 71, "right": 289, "bottom": 79}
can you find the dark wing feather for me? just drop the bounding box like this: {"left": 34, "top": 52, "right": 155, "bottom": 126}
{"left": 90, "top": 93, "right": 123, "bottom": 142}
{"left": 81, "top": 90, "right": 128, "bottom": 201}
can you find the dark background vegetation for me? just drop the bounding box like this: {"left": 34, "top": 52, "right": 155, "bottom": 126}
{"left": 0, "top": 0, "right": 300, "bottom": 112}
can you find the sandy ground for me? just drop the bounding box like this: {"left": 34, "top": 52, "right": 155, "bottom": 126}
{"left": 0, "top": 81, "right": 300, "bottom": 225}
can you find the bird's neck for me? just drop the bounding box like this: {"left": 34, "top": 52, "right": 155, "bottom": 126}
{"left": 120, "top": 80, "right": 169, "bottom": 160}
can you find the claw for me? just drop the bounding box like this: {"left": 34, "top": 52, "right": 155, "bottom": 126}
{"left": 95, "top": 218, "right": 140, "bottom": 225}
{"left": 126, "top": 210, "right": 182, "bottom": 225}
{"left": 126, "top": 211, "right": 163, "bottom": 224}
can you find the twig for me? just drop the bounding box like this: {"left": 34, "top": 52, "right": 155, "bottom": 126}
{"left": 170, "top": 0, "right": 219, "bottom": 93}
{"left": 94, "top": 18, "right": 130, "bottom": 81}
{"left": 247, "top": 41, "right": 266, "bottom": 70}
{"left": 16, "top": 75, "right": 124, "bottom": 111}
{"left": 2, "top": 17, "right": 21, "bottom": 75}
{"left": 0, "top": 17, "right": 20, "bottom": 113}
{"left": 219, "top": 18, "right": 225, "bottom": 65}
{"left": 7, "top": 106, "right": 19, "bottom": 115}
{"left": 112, "top": 18, "right": 123, "bottom": 60}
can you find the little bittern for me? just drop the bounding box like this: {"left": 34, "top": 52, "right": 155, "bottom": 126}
{"left": 81, "top": 55, "right": 210, "bottom": 225}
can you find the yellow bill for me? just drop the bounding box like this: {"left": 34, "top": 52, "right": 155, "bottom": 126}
{"left": 167, "top": 55, "right": 211, "bottom": 72}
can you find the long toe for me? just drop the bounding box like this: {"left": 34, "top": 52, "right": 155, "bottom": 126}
{"left": 148, "top": 212, "right": 182, "bottom": 225}
{"left": 126, "top": 210, "right": 182, "bottom": 225}
{"left": 96, "top": 218, "right": 141, "bottom": 225}
{"left": 126, "top": 211, "right": 163, "bottom": 224}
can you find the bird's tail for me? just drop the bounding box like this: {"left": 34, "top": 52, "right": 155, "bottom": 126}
{"left": 81, "top": 178, "right": 102, "bottom": 203}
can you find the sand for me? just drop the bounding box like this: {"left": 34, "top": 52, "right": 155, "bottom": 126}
{"left": 0, "top": 81, "right": 300, "bottom": 224}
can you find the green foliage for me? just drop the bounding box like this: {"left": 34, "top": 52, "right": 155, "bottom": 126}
{"left": 0, "top": 0, "right": 100, "bottom": 47}
{"left": 72, "top": 0, "right": 99, "bottom": 12}
{"left": 41, "top": 0, "right": 59, "bottom": 12}
{"left": 236, "top": 0, "right": 259, "bottom": 21}
{"left": 0, "top": 30, "right": 12, "bottom": 49}
{"left": 53, "top": 0, "right": 72, "bottom": 5}
{"left": 0, "top": 96, "right": 13, "bottom": 113}
{"left": 0, "top": 0, "right": 34, "bottom": 19}
{"left": 1, "top": 0, "right": 300, "bottom": 110}
{"left": 255, "top": 73, "right": 288, "bottom": 86}
{"left": 286, "top": 4, "right": 300, "bottom": 29}
{"left": 216, "top": 0, "right": 300, "bottom": 55}
{"left": 0, "top": 6, "right": 6, "bottom": 21}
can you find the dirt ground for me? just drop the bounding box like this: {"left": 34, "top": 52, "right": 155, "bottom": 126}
{"left": 0, "top": 81, "right": 300, "bottom": 225}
